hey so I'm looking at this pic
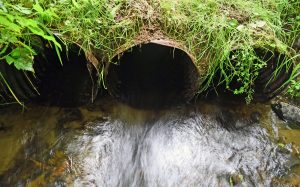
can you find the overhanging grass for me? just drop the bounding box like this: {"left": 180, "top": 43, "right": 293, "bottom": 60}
{"left": 1, "top": 0, "right": 300, "bottom": 103}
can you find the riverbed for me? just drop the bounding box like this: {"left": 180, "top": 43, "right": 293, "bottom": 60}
{"left": 0, "top": 97, "right": 299, "bottom": 186}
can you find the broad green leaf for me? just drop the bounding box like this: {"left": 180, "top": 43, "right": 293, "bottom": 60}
{"left": 12, "top": 56, "right": 34, "bottom": 71}
{"left": 16, "top": 16, "right": 38, "bottom": 28}
{"left": 40, "top": 9, "right": 59, "bottom": 22}
{"left": 3, "top": 13, "right": 14, "bottom": 22}
{"left": 13, "top": 5, "right": 32, "bottom": 15}
{"left": 0, "top": 30, "right": 19, "bottom": 43}
{"left": 42, "top": 35, "right": 62, "bottom": 50}
{"left": 5, "top": 55, "right": 14, "bottom": 65}
{"left": 0, "top": 15, "right": 21, "bottom": 32}
{"left": 0, "top": 1, "right": 7, "bottom": 13}
{"left": 0, "top": 44, "right": 8, "bottom": 55}
{"left": 27, "top": 25, "right": 46, "bottom": 37}
{"left": 10, "top": 47, "right": 22, "bottom": 57}
{"left": 33, "top": 3, "right": 58, "bottom": 22}
{"left": 33, "top": 3, "right": 44, "bottom": 14}
{"left": 5, "top": 47, "right": 34, "bottom": 71}
{"left": 18, "top": 42, "right": 36, "bottom": 54}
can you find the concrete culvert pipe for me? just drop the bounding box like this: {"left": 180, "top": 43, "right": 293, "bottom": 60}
{"left": 106, "top": 40, "right": 200, "bottom": 109}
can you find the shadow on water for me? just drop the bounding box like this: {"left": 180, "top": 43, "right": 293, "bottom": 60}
{"left": 0, "top": 97, "right": 299, "bottom": 186}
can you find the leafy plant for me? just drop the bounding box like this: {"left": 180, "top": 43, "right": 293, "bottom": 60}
{"left": 0, "top": 1, "right": 61, "bottom": 104}
{"left": 288, "top": 79, "right": 300, "bottom": 97}
{"left": 0, "top": 2, "right": 61, "bottom": 71}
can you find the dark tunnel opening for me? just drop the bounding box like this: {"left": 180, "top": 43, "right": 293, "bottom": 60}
{"left": 204, "top": 48, "right": 293, "bottom": 102}
{"left": 253, "top": 49, "right": 293, "bottom": 101}
{"left": 0, "top": 38, "right": 98, "bottom": 107}
{"left": 106, "top": 42, "right": 200, "bottom": 109}
{"left": 33, "top": 41, "right": 98, "bottom": 107}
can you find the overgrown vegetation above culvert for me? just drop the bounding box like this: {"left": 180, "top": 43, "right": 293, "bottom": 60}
{"left": 0, "top": 0, "right": 299, "bottom": 105}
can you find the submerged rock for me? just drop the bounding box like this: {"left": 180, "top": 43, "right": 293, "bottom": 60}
{"left": 0, "top": 122, "right": 11, "bottom": 132}
{"left": 57, "top": 108, "right": 83, "bottom": 126}
{"left": 271, "top": 102, "right": 300, "bottom": 124}
{"left": 0, "top": 123, "right": 6, "bottom": 132}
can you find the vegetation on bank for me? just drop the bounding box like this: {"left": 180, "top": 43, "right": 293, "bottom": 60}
{"left": 0, "top": 0, "right": 300, "bottom": 104}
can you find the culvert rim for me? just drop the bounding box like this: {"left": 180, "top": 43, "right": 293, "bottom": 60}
{"left": 208, "top": 47, "right": 294, "bottom": 102}
{"left": 0, "top": 39, "right": 99, "bottom": 107}
{"left": 104, "top": 39, "right": 201, "bottom": 108}
{"left": 106, "top": 39, "right": 198, "bottom": 73}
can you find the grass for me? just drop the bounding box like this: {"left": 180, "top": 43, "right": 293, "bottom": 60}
{"left": 0, "top": 0, "right": 300, "bottom": 104}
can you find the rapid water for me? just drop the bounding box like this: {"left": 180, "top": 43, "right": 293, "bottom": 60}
{"left": 0, "top": 98, "right": 299, "bottom": 186}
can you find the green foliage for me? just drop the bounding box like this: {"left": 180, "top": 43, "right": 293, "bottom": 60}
{"left": 229, "top": 48, "right": 267, "bottom": 103}
{"left": 280, "top": 0, "right": 300, "bottom": 98}
{"left": 158, "top": 0, "right": 299, "bottom": 101}
{"left": 0, "top": 1, "right": 61, "bottom": 72}
{"left": 288, "top": 80, "right": 300, "bottom": 97}
{"left": 1, "top": 0, "right": 300, "bottom": 104}
{"left": 0, "top": 1, "right": 62, "bottom": 104}
{"left": 287, "top": 55, "right": 300, "bottom": 97}
{"left": 5, "top": 47, "right": 35, "bottom": 71}
{"left": 38, "top": 0, "right": 141, "bottom": 60}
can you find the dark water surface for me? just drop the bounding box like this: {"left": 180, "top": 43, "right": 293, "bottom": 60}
{"left": 0, "top": 97, "right": 299, "bottom": 186}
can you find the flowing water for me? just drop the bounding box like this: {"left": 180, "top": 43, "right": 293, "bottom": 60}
{"left": 0, "top": 97, "right": 300, "bottom": 186}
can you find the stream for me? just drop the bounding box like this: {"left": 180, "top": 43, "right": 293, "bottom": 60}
{"left": 0, "top": 97, "right": 300, "bottom": 186}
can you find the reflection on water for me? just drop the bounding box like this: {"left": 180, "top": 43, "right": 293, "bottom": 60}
{"left": 0, "top": 97, "right": 299, "bottom": 186}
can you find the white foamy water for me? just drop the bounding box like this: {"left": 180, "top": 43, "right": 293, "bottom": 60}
{"left": 64, "top": 108, "right": 289, "bottom": 187}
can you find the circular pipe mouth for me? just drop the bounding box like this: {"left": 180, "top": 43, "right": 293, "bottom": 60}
{"left": 206, "top": 48, "right": 293, "bottom": 102}
{"left": 106, "top": 41, "right": 200, "bottom": 109}
{"left": 253, "top": 49, "right": 292, "bottom": 101}
{"left": 33, "top": 42, "right": 98, "bottom": 107}
{"left": 0, "top": 39, "right": 98, "bottom": 107}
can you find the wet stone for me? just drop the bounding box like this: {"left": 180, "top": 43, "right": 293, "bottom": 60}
{"left": 250, "top": 112, "right": 261, "bottom": 124}
{"left": 63, "top": 122, "right": 84, "bottom": 130}
{"left": 217, "top": 110, "right": 260, "bottom": 130}
{"left": 0, "top": 123, "right": 6, "bottom": 131}
{"left": 0, "top": 122, "right": 11, "bottom": 132}
{"left": 57, "top": 108, "right": 83, "bottom": 126}
{"left": 85, "top": 103, "right": 107, "bottom": 112}
{"left": 0, "top": 97, "right": 299, "bottom": 186}
{"left": 271, "top": 102, "right": 300, "bottom": 125}
{"left": 216, "top": 110, "right": 235, "bottom": 130}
